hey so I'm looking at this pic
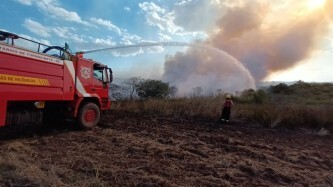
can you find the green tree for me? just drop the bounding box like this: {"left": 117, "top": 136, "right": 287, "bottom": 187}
{"left": 240, "top": 88, "right": 255, "bottom": 99}
{"left": 270, "top": 83, "right": 292, "bottom": 94}
{"left": 253, "top": 89, "right": 268, "bottom": 104}
{"left": 136, "top": 79, "right": 170, "bottom": 99}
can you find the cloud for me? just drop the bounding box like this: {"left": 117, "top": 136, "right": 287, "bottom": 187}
{"left": 159, "top": 32, "right": 172, "bottom": 41}
{"left": 36, "top": 0, "right": 90, "bottom": 26}
{"left": 23, "top": 19, "right": 51, "bottom": 37}
{"left": 82, "top": 33, "right": 144, "bottom": 57}
{"left": 52, "top": 27, "right": 86, "bottom": 43}
{"left": 21, "top": 20, "right": 87, "bottom": 44}
{"left": 121, "top": 33, "right": 142, "bottom": 45}
{"left": 90, "top": 18, "right": 122, "bottom": 35}
{"left": 124, "top": 6, "right": 131, "bottom": 11}
{"left": 93, "top": 38, "right": 116, "bottom": 46}
{"left": 139, "top": 2, "right": 182, "bottom": 34}
{"left": 15, "top": 0, "right": 33, "bottom": 5}
{"left": 16, "top": 0, "right": 90, "bottom": 26}
{"left": 110, "top": 34, "right": 165, "bottom": 57}
{"left": 139, "top": 2, "right": 165, "bottom": 13}
{"left": 70, "top": 35, "right": 117, "bottom": 53}
{"left": 175, "top": 0, "right": 193, "bottom": 6}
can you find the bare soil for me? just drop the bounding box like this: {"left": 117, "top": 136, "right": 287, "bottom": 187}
{"left": 0, "top": 110, "right": 332, "bottom": 186}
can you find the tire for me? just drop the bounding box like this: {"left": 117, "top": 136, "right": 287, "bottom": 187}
{"left": 77, "top": 102, "right": 100, "bottom": 129}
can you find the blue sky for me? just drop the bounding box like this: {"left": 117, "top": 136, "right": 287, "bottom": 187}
{"left": 1, "top": 0, "right": 333, "bottom": 92}
{"left": 1, "top": 0, "right": 206, "bottom": 79}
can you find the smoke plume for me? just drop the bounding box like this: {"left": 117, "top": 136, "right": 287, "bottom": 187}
{"left": 163, "top": 0, "right": 333, "bottom": 95}
{"left": 163, "top": 45, "right": 256, "bottom": 95}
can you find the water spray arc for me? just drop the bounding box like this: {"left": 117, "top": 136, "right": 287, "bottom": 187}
{"left": 78, "top": 42, "right": 192, "bottom": 54}
{"left": 77, "top": 41, "right": 255, "bottom": 74}
{"left": 77, "top": 41, "right": 255, "bottom": 85}
{"left": 76, "top": 41, "right": 256, "bottom": 94}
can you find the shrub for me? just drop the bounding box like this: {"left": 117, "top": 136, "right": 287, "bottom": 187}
{"left": 270, "top": 83, "right": 293, "bottom": 94}
{"left": 136, "top": 79, "right": 170, "bottom": 99}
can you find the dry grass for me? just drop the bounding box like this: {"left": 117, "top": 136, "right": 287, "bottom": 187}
{"left": 0, "top": 110, "right": 332, "bottom": 186}
{"left": 112, "top": 96, "right": 224, "bottom": 120}
{"left": 112, "top": 95, "right": 333, "bottom": 131}
{"left": 111, "top": 82, "right": 333, "bottom": 131}
{"left": 0, "top": 82, "right": 330, "bottom": 186}
{"left": 232, "top": 104, "right": 333, "bottom": 130}
{"left": 0, "top": 140, "right": 108, "bottom": 187}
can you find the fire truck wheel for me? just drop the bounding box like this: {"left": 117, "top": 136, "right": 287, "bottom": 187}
{"left": 77, "top": 102, "right": 100, "bottom": 129}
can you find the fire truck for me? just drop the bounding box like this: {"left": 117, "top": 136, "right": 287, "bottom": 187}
{"left": 0, "top": 30, "right": 112, "bottom": 129}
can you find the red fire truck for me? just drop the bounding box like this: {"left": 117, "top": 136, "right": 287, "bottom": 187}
{"left": 0, "top": 30, "right": 112, "bottom": 129}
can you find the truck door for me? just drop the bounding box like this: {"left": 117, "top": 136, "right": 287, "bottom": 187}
{"left": 92, "top": 64, "right": 109, "bottom": 109}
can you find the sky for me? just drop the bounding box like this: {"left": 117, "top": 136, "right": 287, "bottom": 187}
{"left": 1, "top": 0, "right": 333, "bottom": 94}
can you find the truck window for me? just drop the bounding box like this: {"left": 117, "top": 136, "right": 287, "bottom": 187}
{"left": 93, "top": 69, "right": 103, "bottom": 81}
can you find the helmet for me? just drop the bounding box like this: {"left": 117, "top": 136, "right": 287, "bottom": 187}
{"left": 226, "top": 94, "right": 231, "bottom": 99}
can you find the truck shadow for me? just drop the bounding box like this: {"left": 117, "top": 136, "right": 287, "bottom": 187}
{"left": 0, "top": 122, "right": 80, "bottom": 141}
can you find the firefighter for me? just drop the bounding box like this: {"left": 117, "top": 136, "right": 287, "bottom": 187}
{"left": 221, "top": 94, "right": 233, "bottom": 123}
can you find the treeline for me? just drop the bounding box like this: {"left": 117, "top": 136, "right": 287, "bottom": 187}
{"left": 111, "top": 78, "right": 333, "bottom": 132}
{"left": 112, "top": 78, "right": 333, "bottom": 105}
{"left": 267, "top": 81, "right": 333, "bottom": 105}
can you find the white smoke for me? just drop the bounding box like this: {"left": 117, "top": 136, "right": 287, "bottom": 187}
{"left": 162, "top": 44, "right": 255, "bottom": 95}
{"left": 162, "top": 0, "right": 333, "bottom": 95}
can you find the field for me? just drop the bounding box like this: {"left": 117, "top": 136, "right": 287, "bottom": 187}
{"left": 0, "top": 110, "right": 332, "bottom": 186}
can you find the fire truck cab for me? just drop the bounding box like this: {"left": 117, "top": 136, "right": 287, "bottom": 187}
{"left": 0, "top": 30, "right": 112, "bottom": 129}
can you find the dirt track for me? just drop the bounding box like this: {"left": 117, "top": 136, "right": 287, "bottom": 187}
{"left": 0, "top": 110, "right": 332, "bottom": 186}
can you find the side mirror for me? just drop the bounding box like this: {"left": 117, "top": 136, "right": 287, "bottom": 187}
{"left": 108, "top": 68, "right": 113, "bottom": 83}
{"left": 102, "top": 68, "right": 113, "bottom": 83}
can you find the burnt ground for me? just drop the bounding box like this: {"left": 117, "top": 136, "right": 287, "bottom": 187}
{"left": 0, "top": 110, "right": 332, "bottom": 187}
